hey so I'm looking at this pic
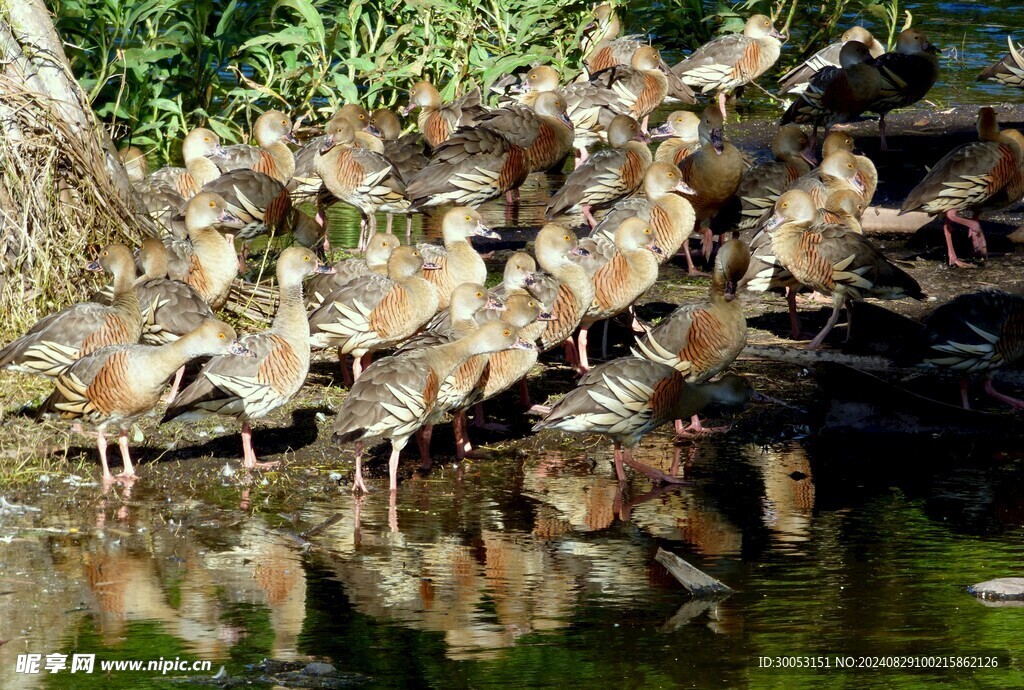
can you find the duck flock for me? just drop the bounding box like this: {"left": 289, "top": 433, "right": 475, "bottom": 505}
{"left": 5, "top": 5, "right": 1024, "bottom": 491}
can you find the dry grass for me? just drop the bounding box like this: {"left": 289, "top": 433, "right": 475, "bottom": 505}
{"left": 0, "top": 75, "right": 151, "bottom": 340}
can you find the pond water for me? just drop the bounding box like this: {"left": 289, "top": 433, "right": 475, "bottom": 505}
{"left": 2, "top": 434, "right": 1023, "bottom": 688}
{"left": 5, "top": 2, "right": 1024, "bottom": 689}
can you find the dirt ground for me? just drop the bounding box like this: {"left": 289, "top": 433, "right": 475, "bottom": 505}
{"left": 3, "top": 104, "right": 1024, "bottom": 492}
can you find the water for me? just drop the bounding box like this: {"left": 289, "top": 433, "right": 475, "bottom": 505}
{"left": 2, "top": 434, "right": 1023, "bottom": 688}
{"left": 6, "top": 3, "right": 1024, "bottom": 688}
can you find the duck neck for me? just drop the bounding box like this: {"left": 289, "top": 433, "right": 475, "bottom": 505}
{"left": 111, "top": 266, "right": 141, "bottom": 325}
{"left": 271, "top": 276, "right": 309, "bottom": 341}
{"left": 265, "top": 141, "right": 295, "bottom": 182}
{"left": 187, "top": 157, "right": 221, "bottom": 188}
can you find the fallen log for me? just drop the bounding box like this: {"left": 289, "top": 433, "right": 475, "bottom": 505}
{"left": 655, "top": 547, "right": 734, "bottom": 597}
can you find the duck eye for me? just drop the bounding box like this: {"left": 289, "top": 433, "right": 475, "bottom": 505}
{"left": 381, "top": 241, "right": 389, "bottom": 247}
{"left": 203, "top": 136, "right": 210, "bottom": 142}
{"left": 476, "top": 291, "right": 483, "bottom": 298}
{"left": 281, "top": 119, "right": 287, "bottom": 126}
{"left": 208, "top": 201, "right": 215, "bottom": 208}
{"left": 303, "top": 255, "right": 310, "bottom": 262}
{"left": 503, "top": 329, "right": 512, "bottom": 337}
{"left": 464, "top": 215, "right": 472, "bottom": 221}
{"left": 102, "top": 251, "right": 108, "bottom": 257}
{"left": 781, "top": 202, "right": 788, "bottom": 209}
{"left": 563, "top": 234, "right": 570, "bottom": 241}
{"left": 218, "top": 333, "right": 225, "bottom": 339}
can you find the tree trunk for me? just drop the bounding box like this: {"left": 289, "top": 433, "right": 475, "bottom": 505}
{"left": 0, "top": 0, "right": 155, "bottom": 331}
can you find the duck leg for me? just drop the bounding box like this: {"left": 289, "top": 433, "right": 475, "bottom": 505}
{"left": 613, "top": 442, "right": 627, "bottom": 482}
{"left": 352, "top": 441, "right": 368, "bottom": 493}
{"left": 807, "top": 297, "right": 845, "bottom": 349}
{"left": 473, "top": 402, "right": 510, "bottom": 433}
{"left": 416, "top": 425, "right": 433, "bottom": 470}
{"left": 959, "top": 378, "right": 971, "bottom": 410}
{"left": 942, "top": 211, "right": 976, "bottom": 268}
{"left": 699, "top": 226, "right": 715, "bottom": 260}
{"left": 117, "top": 430, "right": 136, "bottom": 479}
{"left": 622, "top": 449, "right": 685, "bottom": 485}
{"left": 162, "top": 366, "right": 186, "bottom": 403}
{"left": 983, "top": 376, "right": 1024, "bottom": 409}
{"left": 242, "top": 421, "right": 279, "bottom": 470}
{"left": 453, "top": 411, "right": 475, "bottom": 459}
{"left": 950, "top": 210, "right": 987, "bottom": 259}
{"left": 717, "top": 92, "right": 727, "bottom": 121}
{"left": 576, "top": 147, "right": 590, "bottom": 167}
{"left": 385, "top": 213, "right": 394, "bottom": 235}
{"left": 878, "top": 114, "right": 890, "bottom": 151}
{"left": 576, "top": 323, "right": 593, "bottom": 374}
{"left": 405, "top": 216, "right": 413, "bottom": 244}
{"left": 97, "top": 430, "right": 113, "bottom": 484}
{"left": 518, "top": 378, "right": 532, "bottom": 409}
{"left": 680, "top": 238, "right": 703, "bottom": 276}
{"left": 388, "top": 439, "right": 406, "bottom": 493}
{"left": 583, "top": 205, "right": 598, "bottom": 228}
{"left": 786, "top": 286, "right": 803, "bottom": 340}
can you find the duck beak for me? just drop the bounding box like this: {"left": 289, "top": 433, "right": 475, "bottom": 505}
{"left": 569, "top": 245, "right": 590, "bottom": 257}
{"left": 850, "top": 171, "right": 866, "bottom": 195}
{"left": 771, "top": 28, "right": 787, "bottom": 40}
{"left": 510, "top": 336, "right": 536, "bottom": 351}
{"left": 319, "top": 134, "right": 336, "bottom": 155}
{"left": 649, "top": 122, "right": 674, "bottom": 139}
{"left": 558, "top": 111, "right": 574, "bottom": 130}
{"left": 314, "top": 261, "right": 335, "bottom": 274}
{"left": 474, "top": 222, "right": 501, "bottom": 239}
{"left": 763, "top": 211, "right": 786, "bottom": 233}
{"left": 538, "top": 310, "right": 556, "bottom": 321}
{"left": 724, "top": 279, "right": 737, "bottom": 302}
{"left": 510, "top": 79, "right": 528, "bottom": 95}
{"left": 583, "top": 20, "right": 597, "bottom": 33}
{"left": 711, "top": 127, "right": 724, "bottom": 154}
{"left": 647, "top": 242, "right": 664, "bottom": 256}
{"left": 218, "top": 209, "right": 242, "bottom": 226}
{"left": 213, "top": 143, "right": 228, "bottom": 156}
{"left": 634, "top": 130, "right": 651, "bottom": 144}
{"left": 402, "top": 102, "right": 416, "bottom": 116}
{"left": 366, "top": 123, "right": 382, "bottom": 137}
{"left": 674, "top": 179, "right": 697, "bottom": 195}
{"left": 86, "top": 260, "right": 103, "bottom": 272}
{"left": 799, "top": 146, "right": 818, "bottom": 167}
{"left": 485, "top": 295, "right": 506, "bottom": 311}
{"left": 283, "top": 131, "right": 300, "bottom": 145}
{"left": 229, "top": 341, "right": 256, "bottom": 358}
{"left": 422, "top": 261, "right": 441, "bottom": 270}
{"left": 925, "top": 42, "right": 939, "bottom": 55}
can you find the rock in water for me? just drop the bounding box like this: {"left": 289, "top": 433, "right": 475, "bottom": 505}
{"left": 967, "top": 577, "right": 1024, "bottom": 600}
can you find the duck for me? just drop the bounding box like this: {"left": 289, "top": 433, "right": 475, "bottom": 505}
{"left": 42, "top": 319, "right": 250, "bottom": 484}
{"left": 472, "top": 91, "right": 575, "bottom": 174}
{"left": 404, "top": 80, "right": 485, "bottom": 150}
{"left": 821, "top": 131, "right": 878, "bottom": 205}
{"left": 778, "top": 26, "right": 885, "bottom": 96}
{"left": 782, "top": 149, "right": 867, "bottom": 210}
{"left": 399, "top": 283, "right": 505, "bottom": 466}
{"left": 822, "top": 189, "right": 866, "bottom": 233}
{"left": 333, "top": 320, "right": 527, "bottom": 493}
{"left": 868, "top": 28, "right": 940, "bottom": 150}
{"left": 451, "top": 293, "right": 547, "bottom": 458}
{"left": 545, "top": 114, "right": 651, "bottom": 227}
{"left": 534, "top": 365, "right": 756, "bottom": 483}
{"left": 672, "top": 14, "right": 786, "bottom": 117}
{"left": 209, "top": 110, "right": 298, "bottom": 184}
{"left": 584, "top": 45, "right": 681, "bottom": 132}
{"left": 305, "top": 232, "right": 397, "bottom": 311}
{"left": 369, "top": 108, "right": 430, "bottom": 177}
{"left": 764, "top": 189, "right": 924, "bottom": 348}
{"left": 288, "top": 108, "right": 375, "bottom": 204}
{"left": 977, "top": 36, "right": 1024, "bottom": 88}
{"left": 736, "top": 124, "right": 815, "bottom": 230}
{"left": 900, "top": 107, "right": 1023, "bottom": 268}
{"left": 105, "top": 237, "right": 215, "bottom": 400}
{"left": 634, "top": 239, "right": 750, "bottom": 433}
{"left": 651, "top": 110, "right": 702, "bottom": 166}
{"left": 200, "top": 169, "right": 319, "bottom": 254}
{"left": 912, "top": 289, "right": 1024, "bottom": 409}
{"left": 524, "top": 225, "right": 595, "bottom": 362}
{"left": 579, "top": 3, "right": 696, "bottom": 105}
{"left": 308, "top": 245, "right": 439, "bottom": 381}
{"left": 781, "top": 40, "right": 882, "bottom": 136}
{"left": 589, "top": 161, "right": 697, "bottom": 261}
{"left": 416, "top": 207, "right": 500, "bottom": 310}
{"left": 677, "top": 105, "right": 745, "bottom": 274}
{"left": 424, "top": 251, "right": 538, "bottom": 335}
{"left": 405, "top": 118, "right": 531, "bottom": 210}
{"left": 574, "top": 217, "right": 663, "bottom": 372}
{"left": 0, "top": 244, "right": 142, "bottom": 377}
{"left": 145, "top": 127, "right": 225, "bottom": 199}
{"left": 165, "top": 192, "right": 243, "bottom": 310}
{"left": 511, "top": 64, "right": 634, "bottom": 162}
{"left": 162, "top": 248, "right": 332, "bottom": 469}
{"left": 315, "top": 117, "right": 410, "bottom": 250}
